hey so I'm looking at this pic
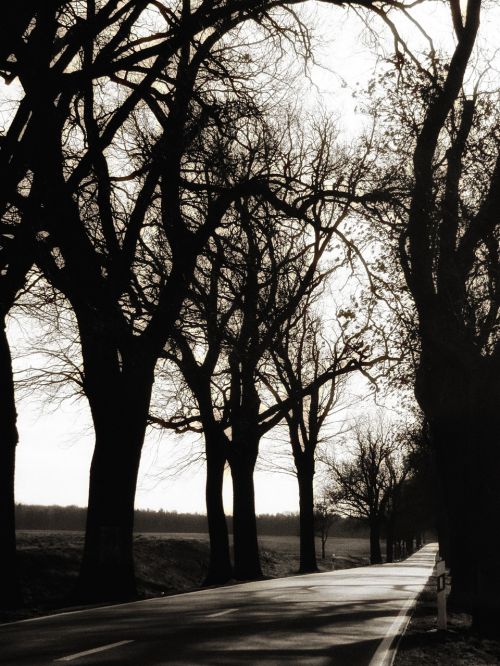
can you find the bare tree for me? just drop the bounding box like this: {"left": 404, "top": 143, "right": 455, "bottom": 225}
{"left": 150, "top": 99, "right": 397, "bottom": 580}
{"left": 10, "top": 1, "right": 323, "bottom": 602}
{"left": 0, "top": 0, "right": 131, "bottom": 609}
{"left": 314, "top": 495, "right": 336, "bottom": 561}
{"left": 363, "top": 0, "right": 500, "bottom": 633}
{"left": 1, "top": 0, "right": 429, "bottom": 604}
{"left": 325, "top": 415, "right": 409, "bottom": 564}
{"left": 261, "top": 301, "right": 391, "bottom": 572}
{"left": 155, "top": 192, "right": 340, "bottom": 580}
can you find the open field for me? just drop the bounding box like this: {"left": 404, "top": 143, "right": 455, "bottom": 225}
{"left": 134, "top": 531, "right": 370, "bottom": 561}
{"left": 3, "top": 531, "right": 370, "bottom": 623}
{"left": 134, "top": 531, "right": 371, "bottom": 576}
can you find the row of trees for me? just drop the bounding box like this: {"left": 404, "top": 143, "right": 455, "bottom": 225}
{"left": 1, "top": 0, "right": 395, "bottom": 605}
{"left": 368, "top": 0, "right": 500, "bottom": 634}
{"left": 321, "top": 416, "right": 435, "bottom": 565}
{"left": 2, "top": 0, "right": 499, "bottom": 637}
{"left": 15, "top": 504, "right": 368, "bottom": 536}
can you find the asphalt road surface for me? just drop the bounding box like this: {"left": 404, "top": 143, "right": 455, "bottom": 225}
{"left": 0, "top": 543, "right": 437, "bottom": 666}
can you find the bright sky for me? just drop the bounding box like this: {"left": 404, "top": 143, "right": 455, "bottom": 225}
{"left": 7, "top": 0, "right": 498, "bottom": 515}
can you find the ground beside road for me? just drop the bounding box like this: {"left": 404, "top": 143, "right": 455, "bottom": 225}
{"left": 2, "top": 532, "right": 369, "bottom": 623}
{"left": 0, "top": 544, "right": 436, "bottom": 666}
{"left": 394, "top": 573, "right": 500, "bottom": 665}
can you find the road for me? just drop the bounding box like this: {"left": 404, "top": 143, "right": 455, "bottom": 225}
{"left": 0, "top": 543, "right": 437, "bottom": 666}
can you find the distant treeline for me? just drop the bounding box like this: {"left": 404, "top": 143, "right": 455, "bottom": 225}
{"left": 15, "top": 504, "right": 368, "bottom": 537}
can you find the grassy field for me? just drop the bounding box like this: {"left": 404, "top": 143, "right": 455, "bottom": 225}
{"left": 137, "top": 532, "right": 370, "bottom": 561}
{"left": 3, "top": 531, "right": 370, "bottom": 623}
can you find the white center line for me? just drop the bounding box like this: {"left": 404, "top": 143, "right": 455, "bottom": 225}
{"left": 54, "top": 640, "right": 134, "bottom": 662}
{"left": 207, "top": 607, "right": 239, "bottom": 618}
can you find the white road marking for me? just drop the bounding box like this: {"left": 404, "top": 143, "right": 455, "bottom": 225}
{"left": 369, "top": 593, "right": 419, "bottom": 666}
{"left": 55, "top": 639, "right": 134, "bottom": 662}
{"left": 369, "top": 548, "right": 437, "bottom": 666}
{"left": 207, "top": 607, "right": 238, "bottom": 618}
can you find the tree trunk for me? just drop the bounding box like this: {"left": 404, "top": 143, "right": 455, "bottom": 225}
{"left": 297, "top": 467, "right": 318, "bottom": 573}
{"left": 72, "top": 327, "right": 154, "bottom": 603}
{"left": 437, "top": 501, "right": 451, "bottom": 566}
{"left": 418, "top": 357, "right": 500, "bottom": 636}
{"left": 0, "top": 319, "right": 22, "bottom": 608}
{"left": 446, "top": 444, "right": 500, "bottom": 636}
{"left": 74, "top": 427, "right": 142, "bottom": 602}
{"left": 230, "top": 455, "right": 262, "bottom": 580}
{"left": 204, "top": 432, "right": 232, "bottom": 585}
{"left": 385, "top": 516, "right": 394, "bottom": 564}
{"left": 369, "top": 517, "right": 382, "bottom": 564}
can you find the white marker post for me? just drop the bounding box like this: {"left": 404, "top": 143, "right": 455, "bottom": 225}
{"left": 436, "top": 558, "right": 447, "bottom": 631}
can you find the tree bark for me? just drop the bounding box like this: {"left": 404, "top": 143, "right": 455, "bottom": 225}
{"left": 229, "top": 454, "right": 262, "bottom": 580}
{"left": 204, "top": 432, "right": 232, "bottom": 584}
{"left": 297, "top": 466, "right": 318, "bottom": 573}
{"left": 369, "top": 516, "right": 382, "bottom": 564}
{"left": 417, "top": 356, "right": 500, "bottom": 636}
{"left": 72, "top": 325, "right": 154, "bottom": 603}
{"left": 385, "top": 516, "right": 394, "bottom": 564}
{"left": 0, "top": 319, "right": 22, "bottom": 608}
{"left": 74, "top": 425, "right": 142, "bottom": 602}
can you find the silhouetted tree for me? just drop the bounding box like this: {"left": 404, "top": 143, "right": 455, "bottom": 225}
{"left": 314, "top": 496, "right": 335, "bottom": 560}
{"left": 367, "top": 0, "right": 500, "bottom": 633}
{"left": 152, "top": 103, "right": 397, "bottom": 580}
{"left": 262, "top": 298, "right": 392, "bottom": 572}
{"left": 0, "top": 0, "right": 127, "bottom": 609}
{"left": 1, "top": 0, "right": 431, "bottom": 604}
{"left": 156, "top": 192, "right": 341, "bottom": 580}
{"left": 16, "top": 2, "right": 333, "bottom": 602}
{"left": 325, "top": 415, "right": 409, "bottom": 564}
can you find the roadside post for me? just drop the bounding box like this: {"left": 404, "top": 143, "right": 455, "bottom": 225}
{"left": 436, "top": 557, "right": 447, "bottom": 631}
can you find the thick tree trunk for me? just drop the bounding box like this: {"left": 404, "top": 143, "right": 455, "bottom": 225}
{"left": 369, "top": 517, "right": 382, "bottom": 564}
{"left": 417, "top": 357, "right": 500, "bottom": 636}
{"left": 0, "top": 319, "right": 22, "bottom": 608}
{"left": 72, "top": 326, "right": 154, "bottom": 603}
{"left": 74, "top": 426, "right": 142, "bottom": 602}
{"left": 437, "top": 502, "right": 451, "bottom": 566}
{"left": 297, "top": 467, "right": 318, "bottom": 573}
{"left": 447, "top": 446, "right": 500, "bottom": 636}
{"left": 204, "top": 434, "right": 232, "bottom": 585}
{"left": 230, "top": 455, "right": 262, "bottom": 580}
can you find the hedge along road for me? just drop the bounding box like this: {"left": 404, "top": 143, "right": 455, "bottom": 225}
{"left": 0, "top": 544, "right": 438, "bottom": 665}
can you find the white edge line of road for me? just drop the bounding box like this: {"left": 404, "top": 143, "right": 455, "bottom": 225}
{"left": 206, "top": 607, "right": 239, "bottom": 618}
{"left": 369, "top": 571, "right": 434, "bottom": 666}
{"left": 54, "top": 639, "right": 134, "bottom": 662}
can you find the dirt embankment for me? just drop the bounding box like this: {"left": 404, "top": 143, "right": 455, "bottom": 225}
{"left": 2, "top": 532, "right": 369, "bottom": 624}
